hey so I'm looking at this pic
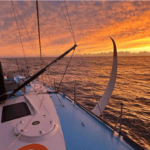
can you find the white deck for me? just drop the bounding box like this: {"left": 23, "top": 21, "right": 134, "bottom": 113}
{"left": 0, "top": 82, "right": 66, "bottom": 150}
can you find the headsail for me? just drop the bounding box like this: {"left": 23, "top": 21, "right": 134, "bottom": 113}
{"left": 92, "top": 37, "right": 117, "bottom": 116}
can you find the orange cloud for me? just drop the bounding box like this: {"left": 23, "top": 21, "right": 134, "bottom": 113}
{"left": 0, "top": 1, "right": 150, "bottom": 57}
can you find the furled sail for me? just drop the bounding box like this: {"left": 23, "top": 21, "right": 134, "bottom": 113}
{"left": 92, "top": 37, "right": 117, "bottom": 116}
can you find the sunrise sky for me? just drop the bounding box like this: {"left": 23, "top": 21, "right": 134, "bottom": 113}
{"left": 0, "top": 0, "right": 150, "bottom": 57}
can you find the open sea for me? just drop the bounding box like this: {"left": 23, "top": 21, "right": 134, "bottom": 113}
{"left": 1, "top": 56, "right": 150, "bottom": 150}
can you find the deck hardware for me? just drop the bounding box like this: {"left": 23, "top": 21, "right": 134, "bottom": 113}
{"left": 53, "top": 79, "right": 55, "bottom": 90}
{"left": 32, "top": 121, "right": 40, "bottom": 125}
{"left": 43, "top": 114, "right": 46, "bottom": 117}
{"left": 74, "top": 82, "right": 76, "bottom": 105}
{"left": 15, "top": 133, "right": 18, "bottom": 136}
{"left": 39, "top": 130, "right": 42, "bottom": 134}
{"left": 111, "top": 103, "right": 123, "bottom": 136}
{"left": 56, "top": 94, "right": 65, "bottom": 107}
{"left": 50, "top": 121, "right": 52, "bottom": 124}
{"left": 20, "top": 121, "right": 24, "bottom": 124}
{"left": 81, "top": 122, "right": 85, "bottom": 127}
{"left": 119, "top": 103, "right": 123, "bottom": 134}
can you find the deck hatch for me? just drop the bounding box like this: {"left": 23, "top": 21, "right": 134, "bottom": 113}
{"left": 1, "top": 102, "right": 31, "bottom": 123}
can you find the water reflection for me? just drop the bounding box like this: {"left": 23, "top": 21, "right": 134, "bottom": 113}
{"left": 1, "top": 56, "right": 150, "bottom": 150}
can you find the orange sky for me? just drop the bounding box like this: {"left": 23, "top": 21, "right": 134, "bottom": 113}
{"left": 0, "top": 1, "right": 150, "bottom": 57}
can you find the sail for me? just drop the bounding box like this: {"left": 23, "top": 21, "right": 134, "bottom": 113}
{"left": 92, "top": 38, "right": 117, "bottom": 116}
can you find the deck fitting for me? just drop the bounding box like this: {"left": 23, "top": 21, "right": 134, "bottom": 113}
{"left": 81, "top": 122, "right": 85, "bottom": 127}
{"left": 20, "top": 121, "right": 24, "bottom": 124}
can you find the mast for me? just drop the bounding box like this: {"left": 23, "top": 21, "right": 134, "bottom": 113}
{"left": 7, "top": 0, "right": 77, "bottom": 98}
{"left": 0, "top": 61, "right": 7, "bottom": 102}
{"left": 36, "top": 0, "right": 44, "bottom": 81}
{"left": 36, "top": 0, "right": 43, "bottom": 65}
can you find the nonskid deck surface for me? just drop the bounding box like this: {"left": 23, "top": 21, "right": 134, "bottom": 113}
{"left": 46, "top": 89, "right": 139, "bottom": 150}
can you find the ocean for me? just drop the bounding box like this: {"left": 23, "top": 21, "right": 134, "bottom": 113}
{"left": 1, "top": 56, "right": 150, "bottom": 150}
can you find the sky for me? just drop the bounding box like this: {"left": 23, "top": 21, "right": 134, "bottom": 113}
{"left": 0, "top": 0, "right": 150, "bottom": 57}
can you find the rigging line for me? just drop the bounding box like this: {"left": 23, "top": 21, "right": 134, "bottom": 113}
{"left": 14, "top": 4, "right": 53, "bottom": 87}
{"left": 15, "top": 59, "right": 20, "bottom": 75}
{"left": 13, "top": 4, "right": 40, "bottom": 58}
{"left": 11, "top": 1, "right": 30, "bottom": 75}
{"left": 57, "top": 49, "right": 75, "bottom": 92}
{"left": 58, "top": 1, "right": 74, "bottom": 41}
{"left": 13, "top": 3, "right": 51, "bottom": 71}
{"left": 8, "top": 44, "right": 77, "bottom": 97}
{"left": 58, "top": 1, "right": 76, "bottom": 44}
{"left": 64, "top": 0, "right": 76, "bottom": 44}
{"left": 77, "top": 47, "right": 102, "bottom": 115}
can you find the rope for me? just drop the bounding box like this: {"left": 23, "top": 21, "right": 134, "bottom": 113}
{"left": 13, "top": 3, "right": 53, "bottom": 87}
{"left": 12, "top": 1, "right": 53, "bottom": 88}
{"left": 13, "top": 4, "right": 40, "bottom": 58}
{"left": 13, "top": 1, "right": 76, "bottom": 89}
{"left": 11, "top": 1, "right": 30, "bottom": 75}
{"left": 15, "top": 59, "right": 21, "bottom": 75}
{"left": 64, "top": 1, "right": 76, "bottom": 44}
{"left": 58, "top": 1, "right": 76, "bottom": 44}
{"left": 57, "top": 49, "right": 75, "bottom": 92}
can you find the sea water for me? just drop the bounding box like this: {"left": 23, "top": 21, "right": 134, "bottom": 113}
{"left": 1, "top": 56, "right": 150, "bottom": 150}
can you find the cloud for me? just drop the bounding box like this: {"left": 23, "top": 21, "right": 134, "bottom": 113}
{"left": 0, "top": 1, "right": 150, "bottom": 57}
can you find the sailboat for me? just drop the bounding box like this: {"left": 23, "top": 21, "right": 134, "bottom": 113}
{"left": 0, "top": 1, "right": 144, "bottom": 150}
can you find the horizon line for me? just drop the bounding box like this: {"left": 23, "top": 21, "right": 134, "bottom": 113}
{"left": 1, "top": 51, "right": 150, "bottom": 58}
